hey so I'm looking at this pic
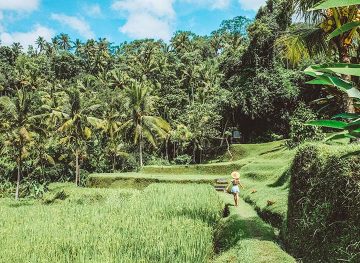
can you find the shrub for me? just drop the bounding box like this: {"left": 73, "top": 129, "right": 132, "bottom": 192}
{"left": 172, "top": 154, "right": 192, "bottom": 165}
{"left": 287, "top": 103, "right": 324, "bottom": 148}
{"left": 285, "top": 143, "right": 360, "bottom": 262}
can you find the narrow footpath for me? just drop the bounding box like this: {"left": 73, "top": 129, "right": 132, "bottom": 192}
{"left": 213, "top": 192, "right": 295, "bottom": 263}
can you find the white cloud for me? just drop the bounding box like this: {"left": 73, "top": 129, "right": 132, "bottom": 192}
{"left": 112, "top": 0, "right": 175, "bottom": 41}
{"left": 0, "top": 24, "right": 54, "bottom": 47}
{"left": 0, "top": 0, "right": 40, "bottom": 12}
{"left": 83, "top": 4, "right": 102, "bottom": 17}
{"left": 111, "top": 0, "right": 248, "bottom": 41}
{"left": 182, "top": 0, "right": 231, "bottom": 10}
{"left": 120, "top": 12, "right": 172, "bottom": 40}
{"left": 238, "top": 0, "right": 266, "bottom": 11}
{"left": 51, "top": 13, "right": 95, "bottom": 39}
{"left": 112, "top": 0, "right": 175, "bottom": 18}
{"left": 210, "top": 0, "right": 231, "bottom": 9}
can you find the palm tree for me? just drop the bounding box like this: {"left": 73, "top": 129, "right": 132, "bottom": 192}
{"left": 121, "top": 81, "right": 170, "bottom": 167}
{"left": 0, "top": 90, "right": 36, "bottom": 200}
{"left": 73, "top": 39, "right": 83, "bottom": 56}
{"left": 35, "top": 36, "right": 46, "bottom": 54}
{"left": 58, "top": 33, "right": 71, "bottom": 51}
{"left": 278, "top": 1, "right": 360, "bottom": 112}
{"left": 51, "top": 37, "right": 60, "bottom": 53}
{"left": 11, "top": 42, "right": 23, "bottom": 57}
{"left": 57, "top": 84, "right": 103, "bottom": 186}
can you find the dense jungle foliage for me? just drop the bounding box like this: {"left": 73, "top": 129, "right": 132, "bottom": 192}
{"left": 0, "top": 0, "right": 359, "bottom": 197}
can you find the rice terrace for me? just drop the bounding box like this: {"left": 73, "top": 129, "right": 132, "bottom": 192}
{"left": 0, "top": 0, "right": 359, "bottom": 262}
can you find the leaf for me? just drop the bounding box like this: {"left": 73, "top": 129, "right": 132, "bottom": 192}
{"left": 84, "top": 127, "right": 92, "bottom": 139}
{"left": 305, "top": 68, "right": 360, "bottom": 99}
{"left": 306, "top": 120, "right": 347, "bottom": 129}
{"left": 45, "top": 154, "right": 55, "bottom": 165}
{"left": 332, "top": 113, "right": 360, "bottom": 120}
{"left": 325, "top": 133, "right": 350, "bottom": 141}
{"left": 328, "top": 21, "right": 360, "bottom": 40}
{"left": 346, "top": 120, "right": 360, "bottom": 131}
{"left": 310, "top": 0, "right": 360, "bottom": 10}
{"left": 310, "top": 63, "right": 360, "bottom": 77}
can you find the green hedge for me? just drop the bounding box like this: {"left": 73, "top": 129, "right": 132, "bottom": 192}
{"left": 285, "top": 143, "right": 360, "bottom": 262}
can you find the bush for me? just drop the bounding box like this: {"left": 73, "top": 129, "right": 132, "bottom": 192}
{"left": 172, "top": 154, "right": 192, "bottom": 165}
{"left": 285, "top": 143, "right": 360, "bottom": 262}
{"left": 287, "top": 103, "right": 324, "bottom": 148}
{"left": 146, "top": 156, "right": 170, "bottom": 166}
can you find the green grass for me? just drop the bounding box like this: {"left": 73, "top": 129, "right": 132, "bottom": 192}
{"left": 0, "top": 183, "right": 223, "bottom": 263}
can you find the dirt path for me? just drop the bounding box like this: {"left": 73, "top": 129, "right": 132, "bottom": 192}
{"left": 213, "top": 192, "right": 295, "bottom": 263}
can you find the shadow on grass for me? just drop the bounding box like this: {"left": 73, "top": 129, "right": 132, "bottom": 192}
{"left": 214, "top": 213, "right": 276, "bottom": 253}
{"left": 259, "top": 145, "right": 286, "bottom": 156}
{"left": 268, "top": 169, "right": 291, "bottom": 188}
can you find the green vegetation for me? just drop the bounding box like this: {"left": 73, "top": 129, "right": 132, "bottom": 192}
{"left": 0, "top": 183, "right": 223, "bottom": 262}
{"left": 0, "top": 0, "right": 359, "bottom": 262}
{"left": 285, "top": 143, "right": 360, "bottom": 262}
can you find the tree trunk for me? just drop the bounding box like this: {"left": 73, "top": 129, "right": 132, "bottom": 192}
{"left": 75, "top": 149, "right": 80, "bottom": 186}
{"left": 15, "top": 151, "right": 22, "bottom": 200}
{"left": 112, "top": 154, "right": 116, "bottom": 172}
{"left": 220, "top": 119, "right": 229, "bottom": 147}
{"left": 339, "top": 45, "right": 355, "bottom": 113}
{"left": 192, "top": 142, "right": 196, "bottom": 163}
{"left": 173, "top": 142, "right": 176, "bottom": 159}
{"left": 139, "top": 140, "right": 143, "bottom": 168}
{"left": 226, "top": 138, "right": 233, "bottom": 161}
{"left": 165, "top": 138, "right": 169, "bottom": 161}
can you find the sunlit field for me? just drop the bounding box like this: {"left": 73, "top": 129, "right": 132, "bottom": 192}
{"left": 0, "top": 184, "right": 223, "bottom": 263}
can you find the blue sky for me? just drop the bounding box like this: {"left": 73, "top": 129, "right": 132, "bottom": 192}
{"left": 0, "top": 0, "right": 267, "bottom": 48}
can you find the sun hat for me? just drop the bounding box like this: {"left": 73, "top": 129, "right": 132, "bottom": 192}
{"left": 231, "top": 171, "right": 240, "bottom": 179}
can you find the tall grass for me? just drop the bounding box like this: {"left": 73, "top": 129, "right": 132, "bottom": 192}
{"left": 0, "top": 184, "right": 223, "bottom": 263}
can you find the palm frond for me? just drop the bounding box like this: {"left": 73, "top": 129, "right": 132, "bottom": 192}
{"left": 0, "top": 96, "right": 17, "bottom": 116}
{"left": 277, "top": 26, "right": 328, "bottom": 65}
{"left": 142, "top": 127, "right": 156, "bottom": 147}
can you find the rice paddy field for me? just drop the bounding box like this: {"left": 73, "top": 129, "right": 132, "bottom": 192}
{"left": 0, "top": 184, "right": 223, "bottom": 263}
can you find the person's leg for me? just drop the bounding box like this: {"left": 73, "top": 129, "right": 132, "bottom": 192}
{"left": 234, "top": 193, "right": 238, "bottom": 207}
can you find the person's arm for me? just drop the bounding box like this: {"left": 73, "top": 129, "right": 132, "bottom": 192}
{"left": 239, "top": 182, "right": 245, "bottom": 189}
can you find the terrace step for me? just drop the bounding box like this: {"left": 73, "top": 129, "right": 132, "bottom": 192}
{"left": 214, "top": 186, "right": 226, "bottom": 192}
{"left": 216, "top": 178, "right": 228, "bottom": 184}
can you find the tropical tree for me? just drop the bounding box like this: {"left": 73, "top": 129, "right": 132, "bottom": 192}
{"left": 0, "top": 89, "right": 37, "bottom": 199}
{"left": 58, "top": 33, "right": 72, "bottom": 51}
{"left": 121, "top": 81, "right": 170, "bottom": 167}
{"left": 56, "top": 84, "right": 103, "bottom": 185}
{"left": 35, "top": 36, "right": 47, "bottom": 54}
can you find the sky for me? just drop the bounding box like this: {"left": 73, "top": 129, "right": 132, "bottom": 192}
{"left": 0, "top": 0, "right": 267, "bottom": 48}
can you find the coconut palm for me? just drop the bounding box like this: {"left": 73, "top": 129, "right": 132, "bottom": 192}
{"left": 121, "top": 81, "right": 170, "bottom": 167}
{"left": 11, "top": 42, "right": 23, "bottom": 57}
{"left": 35, "top": 36, "right": 47, "bottom": 54}
{"left": 57, "top": 84, "right": 103, "bottom": 186}
{"left": 58, "top": 33, "right": 71, "bottom": 51}
{"left": 0, "top": 89, "right": 36, "bottom": 200}
{"left": 73, "top": 39, "right": 83, "bottom": 56}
